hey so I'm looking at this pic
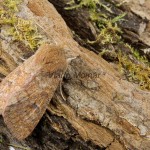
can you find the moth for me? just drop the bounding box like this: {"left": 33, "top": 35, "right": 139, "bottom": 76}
{"left": 0, "top": 44, "right": 67, "bottom": 140}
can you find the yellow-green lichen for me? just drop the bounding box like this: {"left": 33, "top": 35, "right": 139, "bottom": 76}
{"left": 0, "top": 0, "right": 43, "bottom": 50}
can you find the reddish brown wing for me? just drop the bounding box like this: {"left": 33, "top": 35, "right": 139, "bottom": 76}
{"left": 1, "top": 44, "right": 67, "bottom": 140}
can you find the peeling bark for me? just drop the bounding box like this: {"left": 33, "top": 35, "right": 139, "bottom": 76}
{"left": 0, "top": 0, "right": 150, "bottom": 150}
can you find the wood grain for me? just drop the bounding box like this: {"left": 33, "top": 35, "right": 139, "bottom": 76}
{"left": 0, "top": 44, "right": 67, "bottom": 140}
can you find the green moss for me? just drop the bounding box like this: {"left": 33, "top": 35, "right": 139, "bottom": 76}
{"left": 124, "top": 43, "right": 149, "bottom": 63}
{"left": 0, "top": 134, "right": 3, "bottom": 143}
{"left": 3, "top": 0, "right": 22, "bottom": 12}
{"left": 89, "top": 13, "right": 126, "bottom": 45}
{"left": 0, "top": 0, "right": 44, "bottom": 50}
{"left": 65, "top": 0, "right": 101, "bottom": 10}
{"left": 66, "top": 0, "right": 150, "bottom": 90}
{"left": 66, "top": 0, "right": 125, "bottom": 46}
{"left": 117, "top": 50, "right": 150, "bottom": 90}
{"left": 88, "top": 20, "right": 122, "bottom": 45}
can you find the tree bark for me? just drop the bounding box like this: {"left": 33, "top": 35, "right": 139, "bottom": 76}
{"left": 0, "top": 0, "right": 150, "bottom": 150}
{"left": 48, "top": 0, "right": 150, "bottom": 54}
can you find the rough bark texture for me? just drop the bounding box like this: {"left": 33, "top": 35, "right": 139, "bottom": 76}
{"left": 48, "top": 0, "right": 150, "bottom": 58}
{"left": 0, "top": 0, "right": 150, "bottom": 150}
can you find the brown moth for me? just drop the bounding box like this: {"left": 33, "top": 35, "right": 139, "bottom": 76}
{"left": 0, "top": 44, "right": 67, "bottom": 140}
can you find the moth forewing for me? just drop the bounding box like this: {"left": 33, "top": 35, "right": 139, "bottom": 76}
{"left": 2, "top": 44, "right": 67, "bottom": 140}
